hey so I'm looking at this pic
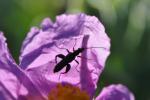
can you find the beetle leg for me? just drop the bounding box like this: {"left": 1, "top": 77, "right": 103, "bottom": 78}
{"left": 73, "top": 38, "right": 77, "bottom": 51}
{"left": 74, "top": 59, "right": 80, "bottom": 72}
{"left": 74, "top": 59, "right": 79, "bottom": 64}
{"left": 58, "top": 64, "right": 71, "bottom": 80}
{"left": 63, "top": 64, "right": 71, "bottom": 74}
{"left": 60, "top": 64, "right": 71, "bottom": 74}
{"left": 66, "top": 49, "right": 70, "bottom": 53}
{"left": 54, "top": 43, "right": 70, "bottom": 53}
{"left": 55, "top": 54, "right": 65, "bottom": 63}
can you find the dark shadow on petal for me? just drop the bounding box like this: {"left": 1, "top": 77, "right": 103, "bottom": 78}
{"left": 0, "top": 92, "right": 7, "bottom": 100}
{"left": 18, "top": 95, "right": 27, "bottom": 100}
{"left": 20, "top": 42, "right": 55, "bottom": 69}
{"left": 0, "top": 82, "right": 16, "bottom": 100}
{"left": 53, "top": 14, "right": 85, "bottom": 40}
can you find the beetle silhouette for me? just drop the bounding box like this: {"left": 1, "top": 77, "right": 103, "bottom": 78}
{"left": 54, "top": 47, "right": 84, "bottom": 74}
{"left": 53, "top": 45, "right": 105, "bottom": 74}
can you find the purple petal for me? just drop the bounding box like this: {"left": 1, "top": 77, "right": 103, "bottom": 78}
{"left": 20, "top": 13, "right": 110, "bottom": 98}
{"left": 0, "top": 32, "right": 19, "bottom": 99}
{"left": 25, "top": 62, "right": 60, "bottom": 98}
{"left": 20, "top": 27, "right": 39, "bottom": 56}
{"left": 0, "top": 32, "right": 45, "bottom": 99}
{"left": 40, "top": 18, "right": 53, "bottom": 30}
{"left": 96, "top": 84, "right": 135, "bottom": 100}
{"left": 79, "top": 35, "right": 95, "bottom": 99}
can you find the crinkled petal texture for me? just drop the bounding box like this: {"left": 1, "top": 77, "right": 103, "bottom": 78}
{"left": 96, "top": 84, "right": 135, "bottom": 100}
{"left": 20, "top": 13, "right": 110, "bottom": 98}
{"left": 0, "top": 32, "right": 45, "bottom": 100}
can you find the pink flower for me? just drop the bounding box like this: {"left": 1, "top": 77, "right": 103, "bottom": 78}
{"left": 0, "top": 13, "right": 134, "bottom": 100}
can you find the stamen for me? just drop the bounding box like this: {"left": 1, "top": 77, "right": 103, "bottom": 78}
{"left": 48, "top": 84, "right": 90, "bottom": 100}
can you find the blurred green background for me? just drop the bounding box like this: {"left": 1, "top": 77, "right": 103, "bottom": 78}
{"left": 0, "top": 0, "right": 150, "bottom": 99}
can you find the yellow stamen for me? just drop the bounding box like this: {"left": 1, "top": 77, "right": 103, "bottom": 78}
{"left": 48, "top": 84, "right": 90, "bottom": 100}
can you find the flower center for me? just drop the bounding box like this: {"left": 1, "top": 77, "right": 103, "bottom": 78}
{"left": 48, "top": 84, "right": 90, "bottom": 100}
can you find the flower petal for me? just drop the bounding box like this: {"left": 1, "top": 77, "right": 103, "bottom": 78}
{"left": 0, "top": 32, "right": 19, "bottom": 99}
{"left": 96, "top": 84, "right": 135, "bottom": 100}
{"left": 0, "top": 32, "right": 45, "bottom": 99}
{"left": 19, "top": 27, "right": 56, "bottom": 69}
{"left": 24, "top": 62, "right": 59, "bottom": 99}
{"left": 20, "top": 14, "right": 110, "bottom": 98}
{"left": 40, "top": 18, "right": 53, "bottom": 30}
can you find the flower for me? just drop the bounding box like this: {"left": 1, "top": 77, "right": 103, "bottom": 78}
{"left": 96, "top": 84, "right": 135, "bottom": 100}
{"left": 0, "top": 13, "right": 134, "bottom": 100}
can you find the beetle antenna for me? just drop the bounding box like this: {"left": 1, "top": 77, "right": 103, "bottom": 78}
{"left": 84, "top": 47, "right": 107, "bottom": 50}
{"left": 73, "top": 38, "right": 77, "bottom": 51}
{"left": 77, "top": 56, "right": 94, "bottom": 60}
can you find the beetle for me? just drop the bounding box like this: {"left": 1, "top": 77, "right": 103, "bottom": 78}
{"left": 53, "top": 37, "right": 106, "bottom": 80}
{"left": 53, "top": 45, "right": 105, "bottom": 75}
{"left": 53, "top": 47, "right": 84, "bottom": 74}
